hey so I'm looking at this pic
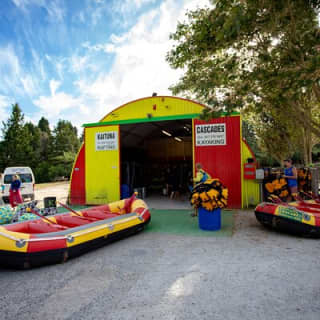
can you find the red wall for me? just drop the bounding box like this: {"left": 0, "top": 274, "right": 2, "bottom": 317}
{"left": 194, "top": 116, "right": 242, "bottom": 208}
{"left": 69, "top": 144, "right": 86, "bottom": 205}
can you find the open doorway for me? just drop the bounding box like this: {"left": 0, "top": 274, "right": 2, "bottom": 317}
{"left": 120, "top": 119, "right": 193, "bottom": 208}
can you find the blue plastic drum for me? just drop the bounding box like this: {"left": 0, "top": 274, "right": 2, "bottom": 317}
{"left": 198, "top": 207, "right": 221, "bottom": 231}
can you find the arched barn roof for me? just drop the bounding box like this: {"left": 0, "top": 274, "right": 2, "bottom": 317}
{"left": 83, "top": 96, "right": 208, "bottom": 127}
{"left": 70, "top": 96, "right": 258, "bottom": 209}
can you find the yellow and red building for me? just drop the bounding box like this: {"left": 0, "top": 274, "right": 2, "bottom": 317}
{"left": 69, "top": 96, "right": 259, "bottom": 208}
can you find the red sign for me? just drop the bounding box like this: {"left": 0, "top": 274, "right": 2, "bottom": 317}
{"left": 194, "top": 116, "right": 241, "bottom": 208}
{"left": 244, "top": 163, "right": 256, "bottom": 180}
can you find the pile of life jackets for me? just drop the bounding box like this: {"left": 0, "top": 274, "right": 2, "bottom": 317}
{"left": 190, "top": 179, "right": 228, "bottom": 211}
{"left": 264, "top": 177, "right": 289, "bottom": 200}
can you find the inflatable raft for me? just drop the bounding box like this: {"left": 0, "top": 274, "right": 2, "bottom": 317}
{"left": 255, "top": 201, "right": 320, "bottom": 238}
{"left": 0, "top": 196, "right": 150, "bottom": 269}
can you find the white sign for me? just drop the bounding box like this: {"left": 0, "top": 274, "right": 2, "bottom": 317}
{"left": 255, "top": 169, "right": 264, "bottom": 180}
{"left": 195, "top": 123, "right": 226, "bottom": 146}
{"left": 95, "top": 131, "right": 118, "bottom": 151}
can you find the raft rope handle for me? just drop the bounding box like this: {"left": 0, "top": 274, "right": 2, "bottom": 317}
{"left": 137, "top": 207, "right": 149, "bottom": 221}
{"left": 0, "top": 231, "right": 70, "bottom": 242}
{"left": 0, "top": 213, "right": 146, "bottom": 245}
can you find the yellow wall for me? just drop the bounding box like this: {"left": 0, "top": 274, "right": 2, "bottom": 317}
{"left": 85, "top": 125, "right": 120, "bottom": 204}
{"left": 101, "top": 96, "right": 204, "bottom": 122}
{"left": 241, "top": 140, "right": 261, "bottom": 208}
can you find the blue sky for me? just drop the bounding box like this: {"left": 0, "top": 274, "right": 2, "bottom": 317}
{"left": 0, "top": 0, "right": 209, "bottom": 132}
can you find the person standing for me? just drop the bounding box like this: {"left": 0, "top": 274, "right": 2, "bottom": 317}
{"left": 191, "top": 163, "right": 212, "bottom": 217}
{"left": 193, "top": 163, "right": 211, "bottom": 185}
{"left": 9, "top": 175, "right": 23, "bottom": 208}
{"left": 283, "top": 159, "right": 298, "bottom": 200}
{"left": 0, "top": 174, "right": 4, "bottom": 205}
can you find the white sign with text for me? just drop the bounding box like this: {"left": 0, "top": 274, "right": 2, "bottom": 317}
{"left": 95, "top": 131, "right": 118, "bottom": 151}
{"left": 195, "top": 123, "right": 226, "bottom": 146}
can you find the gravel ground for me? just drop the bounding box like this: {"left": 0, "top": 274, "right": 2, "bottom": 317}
{"left": 0, "top": 184, "right": 319, "bottom": 320}
{"left": 34, "top": 181, "right": 70, "bottom": 206}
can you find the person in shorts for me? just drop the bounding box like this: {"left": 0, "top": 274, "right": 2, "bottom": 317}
{"left": 283, "top": 159, "right": 298, "bottom": 201}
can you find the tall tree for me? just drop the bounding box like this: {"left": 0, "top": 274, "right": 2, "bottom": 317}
{"left": 37, "top": 117, "right": 52, "bottom": 162}
{"left": 38, "top": 117, "right": 51, "bottom": 135}
{"left": 24, "top": 122, "right": 41, "bottom": 168}
{"left": 167, "top": 0, "right": 320, "bottom": 163}
{"left": 49, "top": 120, "right": 80, "bottom": 180}
{"left": 0, "top": 103, "right": 33, "bottom": 169}
{"left": 53, "top": 120, "right": 79, "bottom": 154}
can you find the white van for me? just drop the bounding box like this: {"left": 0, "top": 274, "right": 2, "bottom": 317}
{"left": 1, "top": 167, "right": 35, "bottom": 203}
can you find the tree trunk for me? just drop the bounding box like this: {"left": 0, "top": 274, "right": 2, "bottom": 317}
{"left": 302, "top": 109, "right": 313, "bottom": 165}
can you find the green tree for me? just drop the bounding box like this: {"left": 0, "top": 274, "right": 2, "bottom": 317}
{"left": 37, "top": 117, "right": 53, "bottom": 162}
{"left": 38, "top": 117, "right": 50, "bottom": 135}
{"left": 49, "top": 120, "right": 80, "bottom": 180}
{"left": 167, "top": 0, "right": 320, "bottom": 164}
{"left": 0, "top": 103, "right": 33, "bottom": 169}
{"left": 53, "top": 120, "right": 79, "bottom": 154}
{"left": 24, "top": 122, "right": 41, "bottom": 167}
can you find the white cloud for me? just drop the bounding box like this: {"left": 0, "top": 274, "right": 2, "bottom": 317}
{"left": 0, "top": 44, "right": 20, "bottom": 75}
{"left": 31, "top": 49, "right": 47, "bottom": 81}
{"left": 30, "top": 0, "right": 211, "bottom": 129}
{"left": 11, "top": 0, "right": 33, "bottom": 12}
{"left": 0, "top": 95, "right": 12, "bottom": 109}
{"left": 45, "top": 1, "right": 65, "bottom": 22}
{"left": 55, "top": 58, "right": 66, "bottom": 80}
{"left": 70, "top": 55, "right": 90, "bottom": 73}
{"left": 11, "top": 0, "right": 65, "bottom": 22}
{"left": 116, "top": 0, "right": 157, "bottom": 16}
{"left": 21, "top": 75, "right": 37, "bottom": 97}
{"left": 0, "top": 95, "right": 13, "bottom": 124}
{"left": 0, "top": 45, "right": 24, "bottom": 96}
{"left": 110, "top": 33, "right": 129, "bottom": 44}
{"left": 32, "top": 79, "right": 90, "bottom": 129}
{"left": 82, "top": 42, "right": 116, "bottom": 54}
{"left": 74, "top": 0, "right": 210, "bottom": 121}
{"left": 0, "top": 44, "right": 40, "bottom": 98}
{"left": 49, "top": 79, "right": 61, "bottom": 96}
{"left": 33, "top": 91, "right": 80, "bottom": 117}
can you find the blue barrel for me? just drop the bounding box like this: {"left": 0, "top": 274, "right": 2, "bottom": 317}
{"left": 198, "top": 207, "right": 221, "bottom": 231}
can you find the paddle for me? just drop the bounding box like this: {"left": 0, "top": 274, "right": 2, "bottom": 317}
{"left": 29, "top": 208, "right": 67, "bottom": 230}
{"left": 58, "top": 202, "right": 98, "bottom": 221}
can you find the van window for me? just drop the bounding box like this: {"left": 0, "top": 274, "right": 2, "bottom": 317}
{"left": 4, "top": 174, "right": 33, "bottom": 184}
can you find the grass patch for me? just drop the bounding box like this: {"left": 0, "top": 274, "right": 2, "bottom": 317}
{"left": 146, "top": 209, "right": 234, "bottom": 237}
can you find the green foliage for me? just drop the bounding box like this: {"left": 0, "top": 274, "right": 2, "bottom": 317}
{"left": 38, "top": 117, "right": 50, "bottom": 134}
{"left": 52, "top": 120, "right": 79, "bottom": 154}
{"left": 0, "top": 105, "right": 80, "bottom": 183}
{"left": 167, "top": 0, "right": 320, "bottom": 164}
{"left": 0, "top": 104, "right": 33, "bottom": 168}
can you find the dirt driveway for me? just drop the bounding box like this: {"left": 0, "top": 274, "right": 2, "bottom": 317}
{"left": 34, "top": 181, "right": 70, "bottom": 206}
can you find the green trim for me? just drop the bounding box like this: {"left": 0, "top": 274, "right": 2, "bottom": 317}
{"left": 83, "top": 113, "right": 201, "bottom": 127}
{"left": 219, "top": 111, "right": 240, "bottom": 116}
{"left": 83, "top": 112, "right": 240, "bottom": 127}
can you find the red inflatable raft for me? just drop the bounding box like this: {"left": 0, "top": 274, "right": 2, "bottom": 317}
{"left": 255, "top": 201, "right": 320, "bottom": 238}
{"left": 0, "top": 196, "right": 150, "bottom": 269}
